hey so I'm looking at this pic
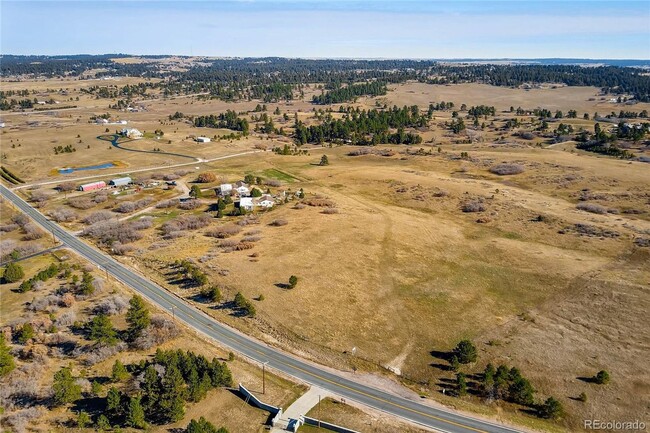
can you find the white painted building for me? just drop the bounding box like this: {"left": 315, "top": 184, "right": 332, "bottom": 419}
{"left": 239, "top": 197, "right": 254, "bottom": 211}
{"left": 218, "top": 183, "right": 233, "bottom": 196}
{"left": 255, "top": 195, "right": 275, "bottom": 208}
{"left": 196, "top": 136, "right": 211, "bottom": 143}
{"left": 120, "top": 128, "right": 143, "bottom": 139}
{"left": 109, "top": 176, "right": 132, "bottom": 187}
{"left": 234, "top": 181, "right": 250, "bottom": 196}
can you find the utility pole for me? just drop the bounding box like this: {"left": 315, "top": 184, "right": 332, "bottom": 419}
{"left": 262, "top": 361, "right": 269, "bottom": 394}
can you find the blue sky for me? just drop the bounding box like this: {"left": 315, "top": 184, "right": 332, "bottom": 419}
{"left": 2, "top": 1, "right": 649, "bottom": 58}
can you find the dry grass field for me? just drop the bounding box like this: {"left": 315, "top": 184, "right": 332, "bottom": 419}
{"left": 2, "top": 76, "right": 649, "bottom": 432}
{"left": 299, "top": 397, "right": 429, "bottom": 433}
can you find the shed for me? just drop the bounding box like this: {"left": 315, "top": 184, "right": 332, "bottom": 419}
{"left": 109, "top": 176, "right": 132, "bottom": 187}
{"left": 196, "top": 136, "right": 211, "bottom": 143}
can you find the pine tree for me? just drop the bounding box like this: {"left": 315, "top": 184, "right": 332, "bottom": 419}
{"left": 96, "top": 414, "right": 111, "bottom": 431}
{"left": 142, "top": 365, "right": 160, "bottom": 414}
{"left": 126, "top": 396, "right": 147, "bottom": 429}
{"left": 77, "top": 411, "right": 91, "bottom": 428}
{"left": 2, "top": 262, "right": 24, "bottom": 283}
{"left": 17, "top": 323, "right": 34, "bottom": 344}
{"left": 452, "top": 339, "right": 477, "bottom": 364}
{"left": 594, "top": 370, "right": 610, "bottom": 385}
{"left": 209, "top": 359, "right": 233, "bottom": 387}
{"left": 52, "top": 367, "right": 82, "bottom": 405}
{"left": 106, "top": 386, "right": 122, "bottom": 416}
{"left": 319, "top": 155, "right": 329, "bottom": 166}
{"left": 126, "top": 295, "right": 150, "bottom": 341}
{"left": 91, "top": 380, "right": 103, "bottom": 397}
{"left": 190, "top": 185, "right": 203, "bottom": 198}
{"left": 0, "top": 335, "right": 16, "bottom": 377}
{"left": 160, "top": 364, "right": 186, "bottom": 423}
{"left": 187, "top": 416, "right": 228, "bottom": 433}
{"left": 456, "top": 372, "right": 468, "bottom": 397}
{"left": 508, "top": 375, "right": 535, "bottom": 406}
{"left": 111, "top": 359, "right": 129, "bottom": 382}
{"left": 538, "top": 397, "right": 563, "bottom": 420}
{"left": 494, "top": 364, "right": 510, "bottom": 400}
{"left": 205, "top": 286, "right": 221, "bottom": 303}
{"left": 449, "top": 355, "right": 460, "bottom": 372}
{"left": 188, "top": 367, "right": 202, "bottom": 402}
{"left": 482, "top": 363, "right": 495, "bottom": 398}
{"left": 89, "top": 313, "right": 118, "bottom": 345}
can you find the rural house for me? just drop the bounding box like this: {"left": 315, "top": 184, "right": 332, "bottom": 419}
{"left": 234, "top": 181, "right": 250, "bottom": 196}
{"left": 238, "top": 197, "right": 254, "bottom": 211}
{"left": 217, "top": 183, "right": 233, "bottom": 196}
{"left": 254, "top": 195, "right": 275, "bottom": 208}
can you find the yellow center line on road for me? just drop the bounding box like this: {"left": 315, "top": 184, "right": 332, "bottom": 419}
{"left": 178, "top": 309, "right": 487, "bottom": 433}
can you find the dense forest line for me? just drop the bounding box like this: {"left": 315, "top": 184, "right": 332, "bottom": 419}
{"left": 312, "top": 81, "right": 387, "bottom": 104}
{"left": 294, "top": 105, "right": 427, "bottom": 145}
{"left": 192, "top": 110, "right": 250, "bottom": 134}
{"left": 2, "top": 56, "right": 649, "bottom": 103}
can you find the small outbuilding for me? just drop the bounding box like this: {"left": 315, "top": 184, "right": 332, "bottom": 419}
{"left": 109, "top": 176, "right": 132, "bottom": 187}
{"left": 196, "top": 136, "right": 211, "bottom": 143}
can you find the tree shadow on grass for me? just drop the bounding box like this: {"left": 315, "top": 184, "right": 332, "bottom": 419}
{"left": 430, "top": 362, "right": 453, "bottom": 371}
{"left": 70, "top": 396, "right": 106, "bottom": 418}
{"left": 577, "top": 376, "right": 596, "bottom": 384}
{"left": 228, "top": 389, "right": 276, "bottom": 426}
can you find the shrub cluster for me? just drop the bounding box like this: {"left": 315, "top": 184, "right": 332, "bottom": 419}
{"left": 48, "top": 207, "right": 77, "bottom": 222}
{"left": 462, "top": 200, "right": 486, "bottom": 213}
{"left": 196, "top": 172, "right": 217, "bottom": 183}
{"left": 162, "top": 215, "right": 211, "bottom": 238}
{"left": 489, "top": 163, "right": 525, "bottom": 175}
{"left": 179, "top": 199, "right": 202, "bottom": 210}
{"left": 205, "top": 224, "right": 241, "bottom": 239}
{"left": 82, "top": 210, "right": 114, "bottom": 224}
{"left": 114, "top": 197, "right": 153, "bottom": 213}
{"left": 81, "top": 218, "right": 151, "bottom": 245}
{"left": 156, "top": 198, "right": 180, "bottom": 209}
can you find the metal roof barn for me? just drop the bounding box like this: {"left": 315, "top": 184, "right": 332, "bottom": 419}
{"left": 109, "top": 177, "right": 132, "bottom": 187}
{"left": 78, "top": 181, "right": 106, "bottom": 191}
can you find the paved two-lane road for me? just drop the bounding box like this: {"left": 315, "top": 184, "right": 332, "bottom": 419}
{"left": 1, "top": 184, "right": 522, "bottom": 433}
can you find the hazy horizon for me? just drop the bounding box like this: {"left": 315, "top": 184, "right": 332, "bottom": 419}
{"left": 2, "top": 1, "right": 650, "bottom": 59}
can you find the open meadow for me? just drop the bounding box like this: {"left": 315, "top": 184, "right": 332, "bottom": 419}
{"left": 2, "top": 69, "right": 649, "bottom": 433}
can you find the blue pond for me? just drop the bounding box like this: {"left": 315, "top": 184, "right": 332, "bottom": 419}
{"left": 59, "top": 163, "right": 115, "bottom": 174}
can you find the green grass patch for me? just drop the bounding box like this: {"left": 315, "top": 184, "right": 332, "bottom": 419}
{"left": 262, "top": 168, "right": 298, "bottom": 182}
{"left": 502, "top": 231, "right": 522, "bottom": 240}
{"left": 150, "top": 210, "right": 180, "bottom": 223}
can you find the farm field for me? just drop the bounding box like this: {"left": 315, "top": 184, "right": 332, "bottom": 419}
{"left": 2, "top": 67, "right": 649, "bottom": 433}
